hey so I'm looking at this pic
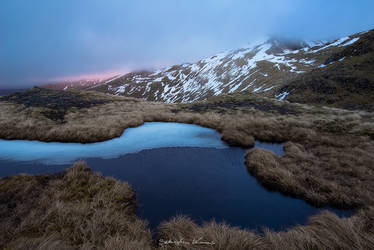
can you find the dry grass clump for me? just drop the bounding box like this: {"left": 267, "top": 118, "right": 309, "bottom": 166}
{"left": 0, "top": 95, "right": 172, "bottom": 142}
{"left": 158, "top": 215, "right": 260, "bottom": 249}
{"left": 259, "top": 208, "right": 374, "bottom": 250}
{"left": 158, "top": 210, "right": 374, "bottom": 250}
{"left": 245, "top": 139, "right": 374, "bottom": 208}
{"left": 221, "top": 128, "right": 255, "bottom": 147}
{"left": 0, "top": 161, "right": 152, "bottom": 249}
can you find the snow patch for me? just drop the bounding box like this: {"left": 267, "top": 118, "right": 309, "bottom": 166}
{"left": 116, "top": 85, "right": 126, "bottom": 94}
{"left": 309, "top": 37, "right": 350, "bottom": 53}
{"left": 275, "top": 91, "right": 290, "bottom": 101}
{"left": 252, "top": 85, "right": 263, "bottom": 93}
{"left": 341, "top": 37, "right": 360, "bottom": 46}
{"left": 299, "top": 58, "right": 316, "bottom": 65}
{"left": 241, "top": 79, "right": 256, "bottom": 92}
{"left": 263, "top": 86, "right": 275, "bottom": 92}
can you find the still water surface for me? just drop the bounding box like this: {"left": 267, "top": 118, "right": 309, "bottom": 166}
{"left": 0, "top": 122, "right": 348, "bottom": 230}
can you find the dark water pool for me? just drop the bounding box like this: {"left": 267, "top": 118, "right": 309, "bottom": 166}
{"left": 0, "top": 122, "right": 349, "bottom": 231}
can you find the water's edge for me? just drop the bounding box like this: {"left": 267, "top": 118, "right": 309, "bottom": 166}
{"left": 0, "top": 122, "right": 350, "bottom": 232}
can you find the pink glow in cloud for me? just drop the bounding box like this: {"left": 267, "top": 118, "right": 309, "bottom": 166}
{"left": 47, "top": 70, "right": 128, "bottom": 83}
{"left": 33, "top": 61, "right": 174, "bottom": 85}
{"left": 38, "top": 62, "right": 174, "bottom": 84}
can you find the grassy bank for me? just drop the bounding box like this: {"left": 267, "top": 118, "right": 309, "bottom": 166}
{"left": 1, "top": 88, "right": 374, "bottom": 248}
{"left": 0, "top": 162, "right": 152, "bottom": 249}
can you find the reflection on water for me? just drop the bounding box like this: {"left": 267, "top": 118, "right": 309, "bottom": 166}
{"left": 0, "top": 122, "right": 227, "bottom": 164}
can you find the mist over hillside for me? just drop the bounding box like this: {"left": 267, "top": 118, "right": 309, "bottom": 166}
{"left": 42, "top": 28, "right": 374, "bottom": 111}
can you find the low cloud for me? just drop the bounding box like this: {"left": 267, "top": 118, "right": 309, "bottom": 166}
{"left": 1, "top": 0, "right": 373, "bottom": 88}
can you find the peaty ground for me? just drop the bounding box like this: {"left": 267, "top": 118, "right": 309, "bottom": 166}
{"left": 0, "top": 88, "right": 374, "bottom": 249}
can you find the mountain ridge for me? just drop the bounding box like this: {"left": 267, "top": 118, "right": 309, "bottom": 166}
{"left": 40, "top": 29, "right": 374, "bottom": 110}
{"left": 90, "top": 37, "right": 323, "bottom": 102}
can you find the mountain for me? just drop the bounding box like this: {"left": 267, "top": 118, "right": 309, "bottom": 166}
{"left": 91, "top": 38, "right": 322, "bottom": 103}
{"left": 87, "top": 29, "right": 372, "bottom": 108}
{"left": 277, "top": 30, "right": 374, "bottom": 111}
{"left": 40, "top": 29, "right": 374, "bottom": 111}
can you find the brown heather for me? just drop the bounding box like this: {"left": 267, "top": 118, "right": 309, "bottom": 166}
{"left": 157, "top": 209, "right": 374, "bottom": 250}
{"left": 1, "top": 88, "right": 374, "bottom": 249}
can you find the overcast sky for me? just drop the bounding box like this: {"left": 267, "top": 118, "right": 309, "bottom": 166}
{"left": 1, "top": 0, "right": 374, "bottom": 88}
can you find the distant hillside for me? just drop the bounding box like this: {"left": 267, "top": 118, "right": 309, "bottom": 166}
{"left": 277, "top": 30, "right": 374, "bottom": 111}
{"left": 40, "top": 28, "right": 374, "bottom": 111}
{"left": 91, "top": 38, "right": 322, "bottom": 102}
{"left": 87, "top": 29, "right": 372, "bottom": 108}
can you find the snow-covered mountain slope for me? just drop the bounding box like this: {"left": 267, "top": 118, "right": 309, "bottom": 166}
{"left": 91, "top": 38, "right": 321, "bottom": 102}
{"left": 276, "top": 29, "right": 374, "bottom": 111}
{"left": 44, "top": 29, "right": 371, "bottom": 106}
{"left": 91, "top": 30, "right": 367, "bottom": 103}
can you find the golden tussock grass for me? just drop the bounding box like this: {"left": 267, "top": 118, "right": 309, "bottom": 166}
{"left": 1, "top": 89, "right": 374, "bottom": 249}
{"left": 0, "top": 161, "right": 153, "bottom": 249}
{"left": 157, "top": 210, "right": 374, "bottom": 250}
{"left": 245, "top": 139, "right": 374, "bottom": 208}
